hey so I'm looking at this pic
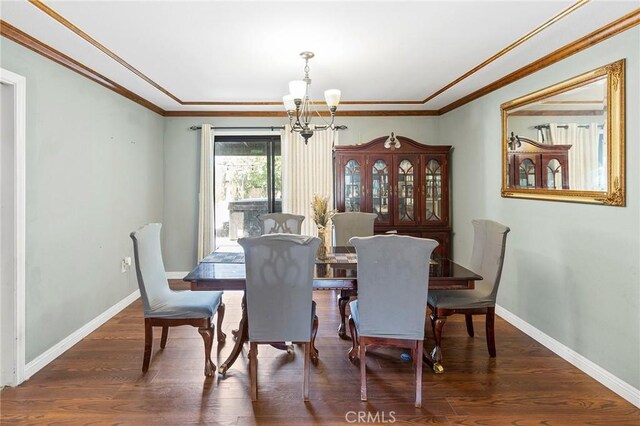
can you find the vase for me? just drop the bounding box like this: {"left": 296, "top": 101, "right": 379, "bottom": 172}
{"left": 317, "top": 227, "right": 328, "bottom": 260}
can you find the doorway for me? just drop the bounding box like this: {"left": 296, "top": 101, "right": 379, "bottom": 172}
{"left": 0, "top": 68, "right": 26, "bottom": 387}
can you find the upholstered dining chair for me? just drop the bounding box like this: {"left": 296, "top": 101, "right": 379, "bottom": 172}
{"left": 238, "top": 234, "right": 320, "bottom": 401}
{"left": 332, "top": 211, "right": 377, "bottom": 339}
{"left": 257, "top": 213, "right": 305, "bottom": 235}
{"left": 348, "top": 235, "right": 439, "bottom": 407}
{"left": 428, "top": 219, "right": 510, "bottom": 364}
{"left": 332, "top": 212, "right": 377, "bottom": 246}
{"left": 130, "top": 223, "right": 225, "bottom": 377}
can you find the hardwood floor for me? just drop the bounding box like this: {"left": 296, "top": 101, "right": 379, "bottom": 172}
{"left": 2, "top": 284, "right": 638, "bottom": 424}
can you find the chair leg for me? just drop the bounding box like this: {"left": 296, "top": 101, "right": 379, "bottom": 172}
{"left": 216, "top": 303, "right": 227, "bottom": 343}
{"left": 198, "top": 324, "right": 215, "bottom": 377}
{"left": 160, "top": 326, "right": 169, "bottom": 349}
{"left": 465, "top": 314, "right": 474, "bottom": 337}
{"left": 486, "top": 307, "right": 496, "bottom": 357}
{"left": 303, "top": 342, "right": 311, "bottom": 401}
{"left": 142, "top": 318, "right": 153, "bottom": 373}
{"left": 360, "top": 340, "right": 367, "bottom": 401}
{"left": 311, "top": 315, "right": 319, "bottom": 363}
{"left": 415, "top": 340, "right": 423, "bottom": 408}
{"left": 250, "top": 342, "right": 258, "bottom": 401}
{"left": 348, "top": 316, "right": 359, "bottom": 363}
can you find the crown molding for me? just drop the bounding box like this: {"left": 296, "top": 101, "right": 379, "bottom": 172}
{"left": 23, "top": 0, "right": 589, "bottom": 108}
{"left": 438, "top": 8, "right": 640, "bottom": 115}
{"left": 2, "top": 7, "right": 639, "bottom": 118}
{"left": 164, "top": 110, "right": 439, "bottom": 117}
{"left": 0, "top": 20, "right": 165, "bottom": 116}
{"left": 422, "top": 0, "right": 589, "bottom": 104}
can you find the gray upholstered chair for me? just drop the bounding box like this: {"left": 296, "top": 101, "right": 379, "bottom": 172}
{"left": 348, "top": 235, "right": 438, "bottom": 407}
{"left": 332, "top": 211, "right": 377, "bottom": 338}
{"left": 257, "top": 213, "right": 305, "bottom": 235}
{"left": 238, "top": 233, "right": 320, "bottom": 401}
{"left": 130, "top": 223, "right": 225, "bottom": 377}
{"left": 332, "top": 212, "right": 377, "bottom": 246}
{"left": 428, "top": 219, "right": 510, "bottom": 363}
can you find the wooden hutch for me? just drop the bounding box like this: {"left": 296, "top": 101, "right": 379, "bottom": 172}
{"left": 333, "top": 135, "right": 452, "bottom": 256}
{"left": 507, "top": 133, "right": 571, "bottom": 190}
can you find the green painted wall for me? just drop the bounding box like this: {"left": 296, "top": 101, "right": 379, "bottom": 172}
{"left": 1, "top": 39, "right": 165, "bottom": 363}
{"left": 438, "top": 27, "right": 640, "bottom": 389}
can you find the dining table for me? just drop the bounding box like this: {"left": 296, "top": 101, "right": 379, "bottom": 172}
{"left": 184, "top": 246, "right": 482, "bottom": 375}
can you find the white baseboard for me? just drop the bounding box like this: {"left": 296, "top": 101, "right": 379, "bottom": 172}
{"left": 495, "top": 304, "right": 640, "bottom": 408}
{"left": 166, "top": 271, "right": 189, "bottom": 279}
{"left": 24, "top": 290, "right": 140, "bottom": 379}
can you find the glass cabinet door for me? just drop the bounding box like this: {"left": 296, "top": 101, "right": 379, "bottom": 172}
{"left": 371, "top": 158, "right": 391, "bottom": 223}
{"left": 519, "top": 158, "right": 536, "bottom": 188}
{"left": 344, "top": 159, "right": 362, "bottom": 212}
{"left": 424, "top": 159, "right": 443, "bottom": 221}
{"left": 396, "top": 158, "right": 416, "bottom": 223}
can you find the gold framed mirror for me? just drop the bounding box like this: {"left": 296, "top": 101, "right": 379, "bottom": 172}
{"left": 501, "top": 59, "right": 625, "bottom": 206}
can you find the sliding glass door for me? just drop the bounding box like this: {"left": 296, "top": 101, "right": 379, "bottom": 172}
{"left": 214, "top": 135, "right": 281, "bottom": 249}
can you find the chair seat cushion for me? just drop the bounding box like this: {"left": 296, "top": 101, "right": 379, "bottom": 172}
{"left": 428, "top": 289, "right": 494, "bottom": 309}
{"left": 146, "top": 290, "right": 223, "bottom": 319}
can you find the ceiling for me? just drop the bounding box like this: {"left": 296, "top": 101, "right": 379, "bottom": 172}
{"left": 1, "top": 0, "right": 638, "bottom": 114}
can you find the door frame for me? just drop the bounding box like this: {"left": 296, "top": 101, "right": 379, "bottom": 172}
{"left": 0, "top": 68, "right": 26, "bottom": 387}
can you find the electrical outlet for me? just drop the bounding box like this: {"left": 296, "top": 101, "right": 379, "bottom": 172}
{"left": 121, "top": 257, "right": 132, "bottom": 273}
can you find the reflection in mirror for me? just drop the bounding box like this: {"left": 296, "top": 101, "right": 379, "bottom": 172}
{"left": 507, "top": 77, "right": 606, "bottom": 192}
{"left": 501, "top": 59, "right": 625, "bottom": 206}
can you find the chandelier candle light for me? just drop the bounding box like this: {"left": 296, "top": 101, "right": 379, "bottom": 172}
{"left": 283, "top": 52, "right": 341, "bottom": 143}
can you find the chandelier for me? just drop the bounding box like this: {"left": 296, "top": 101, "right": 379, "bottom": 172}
{"left": 282, "top": 51, "right": 341, "bottom": 143}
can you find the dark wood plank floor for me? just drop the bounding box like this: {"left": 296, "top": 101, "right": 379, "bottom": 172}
{"left": 2, "top": 283, "right": 638, "bottom": 425}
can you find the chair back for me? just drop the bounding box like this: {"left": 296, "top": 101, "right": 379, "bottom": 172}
{"left": 333, "top": 212, "right": 377, "bottom": 246}
{"left": 258, "top": 213, "right": 305, "bottom": 235}
{"left": 239, "top": 234, "right": 320, "bottom": 342}
{"left": 469, "top": 219, "right": 510, "bottom": 302}
{"left": 130, "top": 223, "right": 172, "bottom": 317}
{"left": 351, "top": 235, "right": 438, "bottom": 340}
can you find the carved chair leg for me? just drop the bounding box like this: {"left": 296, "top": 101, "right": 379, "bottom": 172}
{"left": 249, "top": 342, "right": 258, "bottom": 401}
{"left": 415, "top": 340, "right": 423, "bottom": 408}
{"left": 142, "top": 318, "right": 153, "bottom": 373}
{"left": 348, "top": 316, "right": 359, "bottom": 363}
{"left": 360, "top": 339, "right": 367, "bottom": 401}
{"left": 160, "top": 326, "right": 169, "bottom": 349}
{"left": 303, "top": 342, "right": 311, "bottom": 401}
{"left": 465, "top": 314, "right": 474, "bottom": 337}
{"left": 216, "top": 302, "right": 227, "bottom": 343}
{"left": 486, "top": 307, "right": 496, "bottom": 357}
{"left": 311, "top": 315, "right": 319, "bottom": 364}
{"left": 198, "top": 324, "right": 215, "bottom": 377}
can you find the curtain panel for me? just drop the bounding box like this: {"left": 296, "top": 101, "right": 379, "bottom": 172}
{"left": 281, "top": 125, "right": 337, "bottom": 237}
{"left": 197, "top": 124, "right": 215, "bottom": 261}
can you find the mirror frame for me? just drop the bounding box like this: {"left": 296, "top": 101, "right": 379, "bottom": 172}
{"left": 501, "top": 59, "right": 625, "bottom": 206}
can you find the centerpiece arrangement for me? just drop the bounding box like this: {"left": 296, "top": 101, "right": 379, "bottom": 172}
{"left": 310, "top": 194, "right": 334, "bottom": 260}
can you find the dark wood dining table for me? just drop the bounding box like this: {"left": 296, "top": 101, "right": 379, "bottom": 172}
{"left": 184, "top": 246, "right": 482, "bottom": 375}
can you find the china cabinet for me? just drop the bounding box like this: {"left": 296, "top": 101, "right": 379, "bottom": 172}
{"left": 334, "top": 136, "right": 452, "bottom": 256}
{"left": 507, "top": 134, "right": 571, "bottom": 190}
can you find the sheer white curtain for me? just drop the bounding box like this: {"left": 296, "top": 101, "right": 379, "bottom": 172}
{"left": 281, "top": 125, "right": 337, "bottom": 237}
{"left": 549, "top": 122, "right": 601, "bottom": 190}
{"left": 197, "top": 124, "right": 215, "bottom": 261}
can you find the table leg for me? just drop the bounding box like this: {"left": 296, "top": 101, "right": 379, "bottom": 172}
{"left": 219, "top": 294, "right": 248, "bottom": 377}
{"left": 337, "top": 290, "right": 352, "bottom": 340}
